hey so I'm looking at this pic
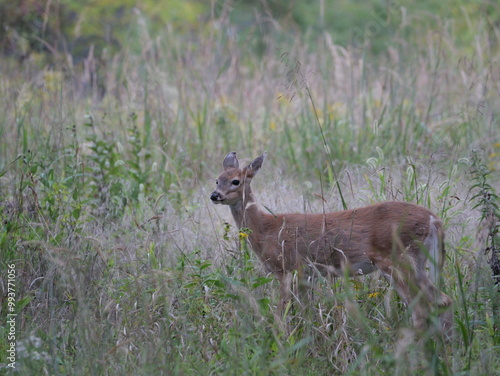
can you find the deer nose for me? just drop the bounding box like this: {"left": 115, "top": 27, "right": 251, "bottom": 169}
{"left": 210, "top": 192, "right": 221, "bottom": 201}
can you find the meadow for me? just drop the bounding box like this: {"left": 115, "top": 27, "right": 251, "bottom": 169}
{"left": 1, "top": 5, "right": 500, "bottom": 375}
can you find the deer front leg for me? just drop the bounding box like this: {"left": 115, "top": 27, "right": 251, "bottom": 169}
{"left": 277, "top": 272, "right": 293, "bottom": 317}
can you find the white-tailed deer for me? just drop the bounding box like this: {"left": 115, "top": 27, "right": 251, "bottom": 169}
{"left": 210, "top": 152, "right": 453, "bottom": 332}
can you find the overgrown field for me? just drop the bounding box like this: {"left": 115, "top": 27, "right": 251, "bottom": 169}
{"left": 1, "top": 9, "right": 500, "bottom": 376}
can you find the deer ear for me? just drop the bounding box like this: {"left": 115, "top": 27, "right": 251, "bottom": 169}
{"left": 244, "top": 152, "right": 266, "bottom": 179}
{"left": 223, "top": 151, "right": 239, "bottom": 170}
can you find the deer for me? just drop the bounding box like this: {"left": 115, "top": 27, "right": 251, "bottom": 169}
{"left": 210, "top": 152, "right": 453, "bottom": 332}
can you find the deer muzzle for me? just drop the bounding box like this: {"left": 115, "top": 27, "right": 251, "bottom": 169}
{"left": 210, "top": 191, "right": 223, "bottom": 203}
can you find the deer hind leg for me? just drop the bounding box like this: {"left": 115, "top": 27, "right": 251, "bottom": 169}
{"left": 377, "top": 251, "right": 452, "bottom": 333}
{"left": 414, "top": 251, "right": 453, "bottom": 334}
{"left": 415, "top": 268, "right": 454, "bottom": 334}
{"left": 421, "top": 225, "right": 454, "bottom": 334}
{"left": 377, "top": 261, "right": 429, "bottom": 331}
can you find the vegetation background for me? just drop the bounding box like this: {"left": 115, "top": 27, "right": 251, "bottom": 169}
{"left": 1, "top": 0, "right": 499, "bottom": 374}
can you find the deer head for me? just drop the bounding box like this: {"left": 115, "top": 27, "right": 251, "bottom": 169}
{"left": 210, "top": 151, "right": 266, "bottom": 206}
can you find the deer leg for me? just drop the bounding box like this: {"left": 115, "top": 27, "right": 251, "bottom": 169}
{"left": 414, "top": 263, "right": 454, "bottom": 335}
{"left": 378, "top": 253, "right": 453, "bottom": 333}
{"left": 377, "top": 260, "right": 429, "bottom": 331}
{"left": 277, "top": 272, "right": 293, "bottom": 317}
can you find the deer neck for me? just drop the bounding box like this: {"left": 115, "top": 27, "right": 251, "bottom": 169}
{"left": 229, "top": 191, "right": 262, "bottom": 230}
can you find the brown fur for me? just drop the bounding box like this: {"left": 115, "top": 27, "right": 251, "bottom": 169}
{"left": 211, "top": 152, "right": 453, "bottom": 332}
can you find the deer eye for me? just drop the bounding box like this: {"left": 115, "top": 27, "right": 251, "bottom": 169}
{"left": 215, "top": 180, "right": 219, "bottom": 185}
{"left": 231, "top": 179, "right": 240, "bottom": 186}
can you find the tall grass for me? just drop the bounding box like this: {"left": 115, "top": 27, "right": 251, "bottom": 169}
{"left": 1, "top": 9, "right": 500, "bottom": 376}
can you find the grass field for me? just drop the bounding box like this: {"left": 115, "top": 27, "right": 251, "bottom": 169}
{"left": 1, "top": 7, "right": 500, "bottom": 375}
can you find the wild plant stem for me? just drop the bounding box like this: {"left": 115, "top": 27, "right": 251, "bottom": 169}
{"left": 305, "top": 85, "right": 347, "bottom": 210}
